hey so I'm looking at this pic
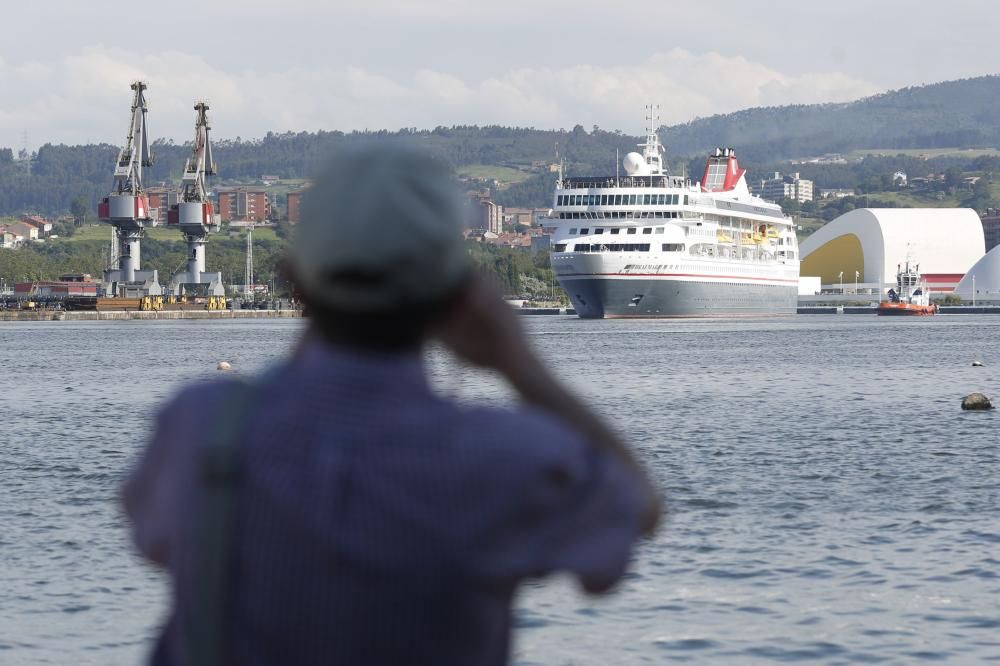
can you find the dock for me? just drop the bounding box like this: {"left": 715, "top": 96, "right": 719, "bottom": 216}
{"left": 515, "top": 307, "right": 576, "bottom": 315}
{"left": 797, "top": 306, "right": 1000, "bottom": 315}
{"left": 0, "top": 309, "right": 302, "bottom": 322}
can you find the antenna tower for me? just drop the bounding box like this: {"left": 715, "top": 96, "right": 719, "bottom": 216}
{"left": 244, "top": 224, "right": 255, "bottom": 300}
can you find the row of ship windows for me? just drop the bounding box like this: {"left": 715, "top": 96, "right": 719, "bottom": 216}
{"left": 557, "top": 193, "right": 687, "bottom": 206}
{"left": 559, "top": 211, "right": 682, "bottom": 220}
{"left": 569, "top": 226, "right": 663, "bottom": 236}
{"left": 553, "top": 243, "right": 685, "bottom": 253}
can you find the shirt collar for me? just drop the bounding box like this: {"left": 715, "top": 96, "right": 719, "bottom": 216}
{"left": 290, "top": 335, "right": 429, "bottom": 391}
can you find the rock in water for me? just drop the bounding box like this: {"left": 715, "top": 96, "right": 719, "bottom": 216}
{"left": 961, "top": 392, "right": 993, "bottom": 410}
{"left": 972, "top": 360, "right": 984, "bottom": 367}
{"left": 217, "top": 361, "right": 232, "bottom": 371}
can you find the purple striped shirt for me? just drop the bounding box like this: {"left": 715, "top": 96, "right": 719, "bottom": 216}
{"left": 124, "top": 340, "right": 646, "bottom": 665}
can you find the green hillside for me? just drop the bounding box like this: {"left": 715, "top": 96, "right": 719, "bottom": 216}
{"left": 662, "top": 76, "right": 1000, "bottom": 162}
{"left": 2, "top": 75, "right": 999, "bottom": 216}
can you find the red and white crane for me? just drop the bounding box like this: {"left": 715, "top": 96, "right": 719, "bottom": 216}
{"left": 98, "top": 81, "right": 157, "bottom": 287}
{"left": 168, "top": 101, "right": 221, "bottom": 289}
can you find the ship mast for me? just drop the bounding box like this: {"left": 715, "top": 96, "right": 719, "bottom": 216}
{"left": 638, "top": 104, "right": 666, "bottom": 176}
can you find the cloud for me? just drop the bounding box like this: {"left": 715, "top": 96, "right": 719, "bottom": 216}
{"left": 0, "top": 47, "right": 879, "bottom": 149}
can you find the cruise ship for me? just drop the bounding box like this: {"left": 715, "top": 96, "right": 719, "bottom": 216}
{"left": 548, "top": 109, "right": 800, "bottom": 318}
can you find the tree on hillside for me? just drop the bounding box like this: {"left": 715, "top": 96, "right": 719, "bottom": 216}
{"left": 944, "top": 167, "right": 964, "bottom": 191}
{"left": 962, "top": 178, "right": 998, "bottom": 213}
{"left": 70, "top": 196, "right": 90, "bottom": 226}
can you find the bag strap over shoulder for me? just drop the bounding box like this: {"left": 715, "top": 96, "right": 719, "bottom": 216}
{"left": 189, "top": 380, "right": 256, "bottom": 666}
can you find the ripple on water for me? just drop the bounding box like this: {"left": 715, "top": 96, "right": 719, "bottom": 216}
{"left": 654, "top": 638, "right": 720, "bottom": 651}
{"left": 739, "top": 642, "right": 848, "bottom": 661}
{"left": 700, "top": 568, "right": 773, "bottom": 580}
{"left": 7, "top": 317, "right": 1000, "bottom": 664}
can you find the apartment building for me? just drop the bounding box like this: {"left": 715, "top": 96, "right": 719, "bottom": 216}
{"left": 216, "top": 187, "right": 271, "bottom": 223}
{"left": 759, "top": 172, "right": 814, "bottom": 203}
{"left": 287, "top": 190, "right": 303, "bottom": 223}
{"left": 146, "top": 187, "right": 181, "bottom": 224}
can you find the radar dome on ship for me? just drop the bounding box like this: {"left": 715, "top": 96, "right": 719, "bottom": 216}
{"left": 623, "top": 152, "right": 650, "bottom": 176}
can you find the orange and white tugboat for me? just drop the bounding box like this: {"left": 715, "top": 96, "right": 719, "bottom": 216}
{"left": 877, "top": 260, "right": 937, "bottom": 316}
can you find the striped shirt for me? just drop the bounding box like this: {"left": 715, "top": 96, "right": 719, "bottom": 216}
{"left": 124, "top": 339, "right": 646, "bottom": 665}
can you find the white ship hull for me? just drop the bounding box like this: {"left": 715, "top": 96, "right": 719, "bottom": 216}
{"left": 554, "top": 253, "right": 798, "bottom": 317}
{"left": 544, "top": 123, "right": 801, "bottom": 319}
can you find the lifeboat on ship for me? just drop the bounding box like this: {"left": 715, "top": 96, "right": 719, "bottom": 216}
{"left": 877, "top": 260, "right": 937, "bottom": 316}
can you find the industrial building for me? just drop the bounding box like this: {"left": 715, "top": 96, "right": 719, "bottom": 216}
{"left": 800, "top": 208, "right": 984, "bottom": 293}
{"left": 14, "top": 274, "right": 99, "bottom": 297}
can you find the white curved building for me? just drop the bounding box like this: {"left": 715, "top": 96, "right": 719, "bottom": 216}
{"left": 954, "top": 244, "right": 1000, "bottom": 301}
{"left": 800, "top": 208, "right": 984, "bottom": 291}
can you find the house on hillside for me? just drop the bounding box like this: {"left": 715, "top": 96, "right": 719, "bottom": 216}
{"left": 7, "top": 221, "right": 39, "bottom": 242}
{"left": 20, "top": 215, "right": 53, "bottom": 235}
{"left": 0, "top": 228, "right": 18, "bottom": 248}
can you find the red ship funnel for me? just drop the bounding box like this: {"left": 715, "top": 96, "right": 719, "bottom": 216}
{"left": 701, "top": 147, "right": 746, "bottom": 192}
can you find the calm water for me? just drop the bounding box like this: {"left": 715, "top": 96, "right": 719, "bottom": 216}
{"left": 2, "top": 316, "right": 999, "bottom": 664}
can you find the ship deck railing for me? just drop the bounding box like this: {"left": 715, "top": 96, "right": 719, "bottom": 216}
{"left": 559, "top": 175, "right": 690, "bottom": 189}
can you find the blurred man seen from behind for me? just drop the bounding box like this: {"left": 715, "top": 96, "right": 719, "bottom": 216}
{"left": 124, "top": 145, "right": 662, "bottom": 666}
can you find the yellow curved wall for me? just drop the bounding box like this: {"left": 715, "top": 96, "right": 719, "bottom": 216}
{"left": 801, "top": 233, "right": 865, "bottom": 284}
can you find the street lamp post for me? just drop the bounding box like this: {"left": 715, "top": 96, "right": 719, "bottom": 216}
{"left": 838, "top": 271, "right": 844, "bottom": 295}
{"left": 855, "top": 270, "right": 860, "bottom": 296}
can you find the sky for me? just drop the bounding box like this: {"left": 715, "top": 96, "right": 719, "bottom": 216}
{"left": 0, "top": 0, "right": 997, "bottom": 150}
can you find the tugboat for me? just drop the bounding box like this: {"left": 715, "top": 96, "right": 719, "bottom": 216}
{"left": 877, "top": 260, "right": 937, "bottom": 316}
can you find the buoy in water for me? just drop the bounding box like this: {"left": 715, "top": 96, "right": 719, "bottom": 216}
{"left": 217, "top": 361, "right": 232, "bottom": 371}
{"left": 961, "top": 392, "right": 993, "bottom": 410}
{"left": 972, "top": 360, "right": 984, "bottom": 367}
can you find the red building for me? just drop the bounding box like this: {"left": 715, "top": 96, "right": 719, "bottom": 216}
{"left": 287, "top": 190, "right": 303, "bottom": 223}
{"left": 15, "top": 273, "right": 99, "bottom": 297}
{"left": 146, "top": 187, "right": 180, "bottom": 224}
{"left": 216, "top": 188, "right": 271, "bottom": 223}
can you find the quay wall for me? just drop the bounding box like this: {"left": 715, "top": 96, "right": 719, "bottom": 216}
{"left": 0, "top": 309, "right": 302, "bottom": 322}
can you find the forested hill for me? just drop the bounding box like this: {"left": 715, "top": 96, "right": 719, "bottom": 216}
{"left": 662, "top": 76, "right": 1000, "bottom": 163}
{"left": 1, "top": 75, "right": 999, "bottom": 216}
{"left": 0, "top": 127, "right": 637, "bottom": 215}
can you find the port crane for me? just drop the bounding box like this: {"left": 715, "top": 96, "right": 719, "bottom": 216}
{"left": 167, "top": 101, "right": 224, "bottom": 298}
{"left": 98, "top": 81, "right": 160, "bottom": 293}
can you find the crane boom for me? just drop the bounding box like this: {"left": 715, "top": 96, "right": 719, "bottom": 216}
{"left": 98, "top": 81, "right": 157, "bottom": 287}
{"left": 181, "top": 102, "right": 216, "bottom": 203}
{"left": 112, "top": 81, "right": 153, "bottom": 196}
{"left": 168, "top": 101, "right": 220, "bottom": 229}
{"left": 167, "top": 101, "right": 222, "bottom": 294}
